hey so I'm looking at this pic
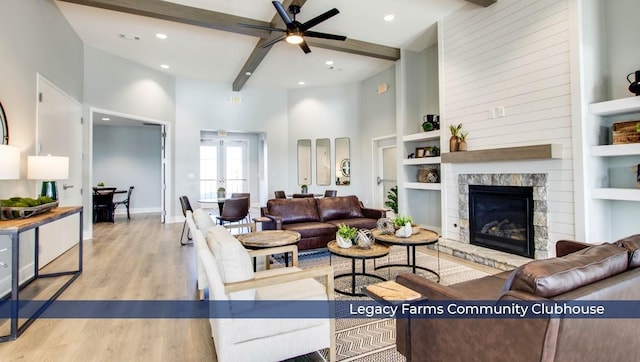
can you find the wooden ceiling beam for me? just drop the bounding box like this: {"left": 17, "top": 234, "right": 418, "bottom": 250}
{"left": 60, "top": 0, "right": 401, "bottom": 91}
{"left": 58, "top": 0, "right": 272, "bottom": 38}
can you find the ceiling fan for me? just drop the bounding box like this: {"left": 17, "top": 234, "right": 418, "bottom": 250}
{"left": 239, "top": 1, "right": 347, "bottom": 54}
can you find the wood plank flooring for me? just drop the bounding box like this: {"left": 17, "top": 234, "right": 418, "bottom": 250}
{"left": 0, "top": 213, "right": 217, "bottom": 361}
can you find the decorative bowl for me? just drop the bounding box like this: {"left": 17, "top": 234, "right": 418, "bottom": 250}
{"left": 0, "top": 201, "right": 59, "bottom": 220}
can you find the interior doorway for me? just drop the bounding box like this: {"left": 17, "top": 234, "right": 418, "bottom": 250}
{"left": 89, "top": 108, "right": 170, "bottom": 224}
{"left": 372, "top": 135, "right": 397, "bottom": 212}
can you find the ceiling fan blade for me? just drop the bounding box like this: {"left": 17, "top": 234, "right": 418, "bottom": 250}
{"left": 237, "top": 23, "right": 286, "bottom": 32}
{"left": 261, "top": 34, "right": 286, "bottom": 48}
{"left": 298, "top": 39, "right": 311, "bottom": 54}
{"left": 272, "top": 1, "right": 294, "bottom": 27}
{"left": 303, "top": 31, "right": 346, "bottom": 41}
{"left": 299, "top": 8, "right": 339, "bottom": 31}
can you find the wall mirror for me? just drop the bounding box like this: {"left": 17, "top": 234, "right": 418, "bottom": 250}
{"left": 297, "top": 139, "right": 311, "bottom": 186}
{"left": 335, "top": 137, "right": 350, "bottom": 185}
{"left": 316, "top": 138, "right": 331, "bottom": 186}
{"left": 0, "top": 102, "right": 8, "bottom": 144}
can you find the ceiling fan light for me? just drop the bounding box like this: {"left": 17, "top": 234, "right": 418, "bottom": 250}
{"left": 286, "top": 34, "right": 304, "bottom": 44}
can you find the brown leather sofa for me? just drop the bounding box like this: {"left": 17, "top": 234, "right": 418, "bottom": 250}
{"left": 395, "top": 234, "right": 640, "bottom": 362}
{"left": 260, "top": 195, "right": 385, "bottom": 250}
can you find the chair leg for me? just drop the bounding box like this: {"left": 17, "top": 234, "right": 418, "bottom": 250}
{"left": 126, "top": 203, "right": 130, "bottom": 220}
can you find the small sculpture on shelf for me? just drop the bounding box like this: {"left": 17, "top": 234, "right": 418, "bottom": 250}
{"left": 422, "top": 114, "right": 440, "bottom": 131}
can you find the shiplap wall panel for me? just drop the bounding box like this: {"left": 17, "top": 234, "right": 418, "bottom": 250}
{"left": 439, "top": 0, "right": 575, "bottom": 249}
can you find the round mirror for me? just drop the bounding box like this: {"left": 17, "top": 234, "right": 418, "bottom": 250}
{"left": 0, "top": 102, "right": 8, "bottom": 144}
{"left": 341, "top": 159, "right": 350, "bottom": 177}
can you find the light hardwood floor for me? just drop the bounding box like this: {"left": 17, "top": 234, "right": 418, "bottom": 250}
{"left": 0, "top": 213, "right": 217, "bottom": 362}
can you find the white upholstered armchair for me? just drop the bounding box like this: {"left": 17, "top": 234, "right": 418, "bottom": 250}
{"left": 195, "top": 225, "right": 336, "bottom": 362}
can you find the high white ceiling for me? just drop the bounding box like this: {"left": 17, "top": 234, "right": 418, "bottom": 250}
{"left": 55, "top": 0, "right": 470, "bottom": 90}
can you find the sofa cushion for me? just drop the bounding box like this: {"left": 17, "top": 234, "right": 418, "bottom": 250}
{"left": 193, "top": 208, "right": 216, "bottom": 231}
{"left": 326, "top": 218, "right": 379, "bottom": 230}
{"left": 615, "top": 234, "right": 640, "bottom": 268}
{"left": 267, "top": 198, "right": 320, "bottom": 224}
{"left": 282, "top": 222, "right": 337, "bottom": 239}
{"left": 317, "top": 195, "right": 364, "bottom": 221}
{"left": 506, "top": 243, "right": 628, "bottom": 298}
{"left": 206, "top": 226, "right": 255, "bottom": 307}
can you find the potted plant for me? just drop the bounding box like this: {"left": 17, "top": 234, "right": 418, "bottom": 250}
{"left": 394, "top": 215, "right": 414, "bottom": 237}
{"left": 384, "top": 185, "right": 398, "bottom": 215}
{"left": 336, "top": 224, "right": 357, "bottom": 248}
{"left": 458, "top": 132, "right": 468, "bottom": 151}
{"left": 97, "top": 182, "right": 105, "bottom": 187}
{"left": 217, "top": 187, "right": 226, "bottom": 199}
{"left": 449, "top": 123, "right": 463, "bottom": 152}
{"left": 301, "top": 184, "right": 308, "bottom": 194}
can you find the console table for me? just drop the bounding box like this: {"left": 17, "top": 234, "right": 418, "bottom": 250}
{"left": 0, "top": 206, "right": 83, "bottom": 341}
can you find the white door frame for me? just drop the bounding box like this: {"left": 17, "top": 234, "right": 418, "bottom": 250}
{"left": 371, "top": 134, "right": 396, "bottom": 209}
{"left": 88, "top": 107, "right": 172, "bottom": 225}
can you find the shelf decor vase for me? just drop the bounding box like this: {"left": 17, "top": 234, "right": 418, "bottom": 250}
{"left": 336, "top": 234, "right": 352, "bottom": 248}
{"left": 458, "top": 140, "right": 467, "bottom": 151}
{"left": 449, "top": 135, "right": 460, "bottom": 152}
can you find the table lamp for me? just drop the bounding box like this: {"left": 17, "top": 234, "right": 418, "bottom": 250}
{"left": 27, "top": 155, "right": 69, "bottom": 200}
{"left": 0, "top": 145, "right": 20, "bottom": 181}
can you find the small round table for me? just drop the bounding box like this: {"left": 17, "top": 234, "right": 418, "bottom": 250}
{"left": 371, "top": 228, "right": 440, "bottom": 282}
{"left": 236, "top": 230, "right": 301, "bottom": 270}
{"left": 327, "top": 240, "right": 391, "bottom": 297}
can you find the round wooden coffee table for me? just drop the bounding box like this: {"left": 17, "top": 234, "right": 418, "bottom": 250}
{"left": 372, "top": 228, "right": 440, "bottom": 282}
{"left": 327, "top": 240, "right": 391, "bottom": 297}
{"left": 237, "top": 230, "right": 301, "bottom": 269}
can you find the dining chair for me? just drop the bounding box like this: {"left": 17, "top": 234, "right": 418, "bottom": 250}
{"left": 230, "top": 193, "right": 251, "bottom": 224}
{"left": 114, "top": 186, "right": 134, "bottom": 220}
{"left": 324, "top": 190, "right": 337, "bottom": 197}
{"left": 274, "top": 190, "right": 286, "bottom": 199}
{"left": 216, "top": 197, "right": 250, "bottom": 233}
{"left": 179, "top": 195, "right": 194, "bottom": 245}
{"left": 93, "top": 192, "right": 115, "bottom": 223}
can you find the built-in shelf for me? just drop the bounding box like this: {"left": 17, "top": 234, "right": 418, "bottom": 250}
{"left": 402, "top": 130, "right": 440, "bottom": 142}
{"left": 592, "top": 188, "right": 640, "bottom": 201}
{"left": 590, "top": 143, "right": 640, "bottom": 156}
{"left": 404, "top": 182, "right": 441, "bottom": 190}
{"left": 441, "top": 144, "right": 562, "bottom": 163}
{"left": 403, "top": 157, "right": 441, "bottom": 165}
{"left": 588, "top": 97, "right": 640, "bottom": 116}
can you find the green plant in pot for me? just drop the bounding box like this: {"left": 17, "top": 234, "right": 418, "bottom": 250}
{"left": 384, "top": 186, "right": 398, "bottom": 215}
{"left": 394, "top": 215, "right": 414, "bottom": 238}
{"left": 217, "top": 187, "right": 226, "bottom": 199}
{"left": 449, "top": 123, "right": 463, "bottom": 152}
{"left": 336, "top": 224, "right": 357, "bottom": 248}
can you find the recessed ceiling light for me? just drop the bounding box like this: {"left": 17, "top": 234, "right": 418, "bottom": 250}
{"left": 160, "top": 64, "right": 170, "bottom": 69}
{"left": 325, "top": 60, "right": 334, "bottom": 66}
{"left": 383, "top": 14, "right": 395, "bottom": 22}
{"left": 298, "top": 81, "right": 306, "bottom": 86}
{"left": 101, "top": 117, "right": 110, "bottom": 121}
{"left": 155, "top": 33, "right": 168, "bottom": 39}
{"left": 245, "top": 71, "right": 252, "bottom": 76}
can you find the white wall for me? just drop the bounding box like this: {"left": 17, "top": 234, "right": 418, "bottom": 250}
{"left": 0, "top": 0, "right": 83, "bottom": 296}
{"left": 93, "top": 125, "right": 162, "bottom": 212}
{"left": 175, "top": 78, "right": 288, "bottom": 210}
{"left": 440, "top": 0, "right": 575, "bottom": 247}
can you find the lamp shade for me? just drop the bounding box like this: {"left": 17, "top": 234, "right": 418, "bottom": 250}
{"left": 27, "top": 155, "right": 69, "bottom": 180}
{"left": 0, "top": 144, "right": 20, "bottom": 180}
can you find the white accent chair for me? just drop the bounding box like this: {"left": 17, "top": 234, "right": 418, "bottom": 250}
{"left": 195, "top": 225, "right": 336, "bottom": 362}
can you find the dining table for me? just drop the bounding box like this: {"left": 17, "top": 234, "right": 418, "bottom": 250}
{"left": 198, "top": 198, "right": 225, "bottom": 214}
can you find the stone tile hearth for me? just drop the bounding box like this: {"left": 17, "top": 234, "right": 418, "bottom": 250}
{"left": 437, "top": 238, "right": 530, "bottom": 271}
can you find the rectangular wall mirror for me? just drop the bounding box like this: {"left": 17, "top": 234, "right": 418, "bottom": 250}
{"left": 335, "top": 137, "right": 350, "bottom": 185}
{"left": 316, "top": 138, "right": 331, "bottom": 186}
{"left": 297, "top": 139, "right": 311, "bottom": 186}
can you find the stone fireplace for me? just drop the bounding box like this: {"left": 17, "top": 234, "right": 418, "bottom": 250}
{"left": 458, "top": 173, "right": 549, "bottom": 259}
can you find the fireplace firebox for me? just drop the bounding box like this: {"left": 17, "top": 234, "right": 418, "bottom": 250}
{"left": 468, "top": 185, "right": 534, "bottom": 258}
